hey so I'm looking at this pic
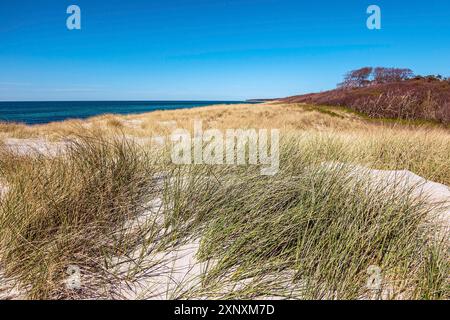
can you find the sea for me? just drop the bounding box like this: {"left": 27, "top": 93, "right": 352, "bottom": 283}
{"left": 0, "top": 101, "right": 247, "bottom": 125}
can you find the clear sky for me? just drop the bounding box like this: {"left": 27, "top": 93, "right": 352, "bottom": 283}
{"left": 0, "top": 0, "right": 449, "bottom": 101}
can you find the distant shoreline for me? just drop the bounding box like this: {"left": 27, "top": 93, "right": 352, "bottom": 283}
{"left": 245, "top": 98, "right": 278, "bottom": 103}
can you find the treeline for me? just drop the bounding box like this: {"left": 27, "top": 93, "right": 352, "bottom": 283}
{"left": 338, "top": 67, "right": 449, "bottom": 88}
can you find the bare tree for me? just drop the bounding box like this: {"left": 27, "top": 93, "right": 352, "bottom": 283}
{"left": 395, "top": 68, "right": 414, "bottom": 81}
{"left": 339, "top": 67, "right": 373, "bottom": 88}
{"left": 373, "top": 67, "right": 414, "bottom": 83}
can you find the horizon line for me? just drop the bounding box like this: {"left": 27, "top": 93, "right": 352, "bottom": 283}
{"left": 0, "top": 99, "right": 253, "bottom": 103}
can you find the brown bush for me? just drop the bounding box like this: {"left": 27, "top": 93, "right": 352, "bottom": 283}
{"left": 281, "top": 79, "right": 450, "bottom": 124}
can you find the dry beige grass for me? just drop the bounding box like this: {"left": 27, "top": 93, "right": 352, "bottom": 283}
{"left": 1, "top": 102, "right": 447, "bottom": 136}
{"left": 1, "top": 103, "right": 449, "bottom": 184}
{"left": 0, "top": 103, "right": 381, "bottom": 140}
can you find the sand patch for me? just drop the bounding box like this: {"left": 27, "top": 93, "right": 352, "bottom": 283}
{"left": 2, "top": 138, "right": 67, "bottom": 156}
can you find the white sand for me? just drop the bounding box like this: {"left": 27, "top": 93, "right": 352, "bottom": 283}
{"left": 326, "top": 162, "right": 449, "bottom": 232}
{"left": 3, "top": 138, "right": 67, "bottom": 156}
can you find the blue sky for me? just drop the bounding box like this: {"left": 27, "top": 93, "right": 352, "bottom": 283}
{"left": 0, "top": 0, "right": 449, "bottom": 101}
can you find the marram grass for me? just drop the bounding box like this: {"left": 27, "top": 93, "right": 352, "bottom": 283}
{"left": 0, "top": 124, "right": 448, "bottom": 299}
